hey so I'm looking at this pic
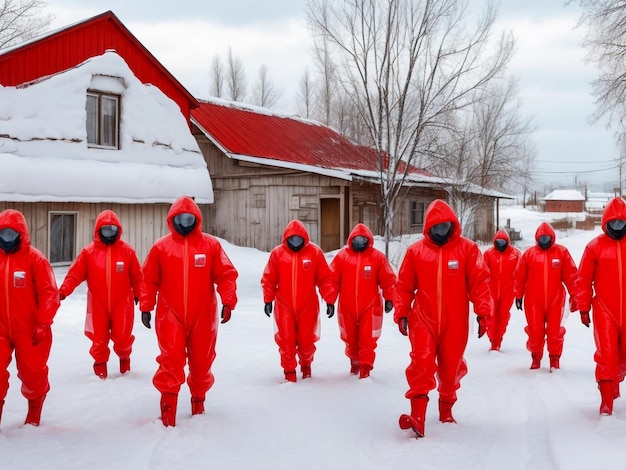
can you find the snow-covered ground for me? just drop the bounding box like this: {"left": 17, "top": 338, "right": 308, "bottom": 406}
{"left": 2, "top": 205, "right": 624, "bottom": 470}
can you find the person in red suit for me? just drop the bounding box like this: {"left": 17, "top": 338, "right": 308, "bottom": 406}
{"left": 140, "top": 196, "right": 238, "bottom": 427}
{"left": 59, "top": 210, "right": 142, "bottom": 379}
{"left": 0, "top": 209, "right": 60, "bottom": 427}
{"left": 483, "top": 230, "right": 521, "bottom": 351}
{"left": 514, "top": 222, "right": 579, "bottom": 371}
{"left": 261, "top": 219, "right": 336, "bottom": 382}
{"left": 576, "top": 196, "right": 626, "bottom": 415}
{"left": 330, "top": 223, "right": 396, "bottom": 378}
{"left": 395, "top": 199, "right": 492, "bottom": 438}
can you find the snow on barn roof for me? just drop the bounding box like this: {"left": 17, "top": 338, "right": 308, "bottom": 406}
{"left": 0, "top": 51, "right": 212, "bottom": 203}
{"left": 542, "top": 189, "right": 586, "bottom": 201}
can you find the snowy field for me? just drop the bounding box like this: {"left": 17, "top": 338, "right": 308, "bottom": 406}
{"left": 2, "top": 204, "right": 625, "bottom": 470}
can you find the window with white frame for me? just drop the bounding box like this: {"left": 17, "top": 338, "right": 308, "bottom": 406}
{"left": 410, "top": 201, "right": 425, "bottom": 227}
{"left": 86, "top": 91, "right": 120, "bottom": 148}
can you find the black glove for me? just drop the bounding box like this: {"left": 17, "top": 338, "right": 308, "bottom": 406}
{"left": 515, "top": 298, "right": 523, "bottom": 310}
{"left": 141, "top": 311, "right": 152, "bottom": 329}
{"left": 59, "top": 293, "right": 66, "bottom": 301}
{"left": 264, "top": 302, "right": 273, "bottom": 317}
{"left": 398, "top": 317, "right": 408, "bottom": 336}
{"left": 384, "top": 300, "right": 393, "bottom": 313}
{"left": 134, "top": 297, "right": 139, "bottom": 305}
{"left": 326, "top": 304, "right": 335, "bottom": 318}
{"left": 477, "top": 316, "right": 487, "bottom": 338}
{"left": 580, "top": 311, "right": 591, "bottom": 328}
{"left": 221, "top": 305, "right": 232, "bottom": 324}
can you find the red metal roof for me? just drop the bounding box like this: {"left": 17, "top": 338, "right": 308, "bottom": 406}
{"left": 0, "top": 11, "right": 198, "bottom": 119}
{"left": 192, "top": 99, "right": 389, "bottom": 172}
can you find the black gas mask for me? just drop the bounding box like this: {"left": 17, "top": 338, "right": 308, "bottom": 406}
{"left": 607, "top": 219, "right": 626, "bottom": 240}
{"left": 429, "top": 222, "right": 453, "bottom": 246}
{"left": 287, "top": 235, "right": 305, "bottom": 252}
{"left": 351, "top": 235, "right": 369, "bottom": 252}
{"left": 0, "top": 228, "right": 20, "bottom": 254}
{"left": 98, "top": 225, "right": 119, "bottom": 245}
{"left": 494, "top": 238, "right": 508, "bottom": 253}
{"left": 173, "top": 212, "right": 197, "bottom": 236}
{"left": 537, "top": 234, "right": 553, "bottom": 250}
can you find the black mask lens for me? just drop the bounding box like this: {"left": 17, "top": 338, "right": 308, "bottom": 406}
{"left": 537, "top": 234, "right": 552, "bottom": 249}
{"left": 351, "top": 235, "right": 369, "bottom": 252}
{"left": 173, "top": 212, "right": 197, "bottom": 236}
{"left": 607, "top": 219, "right": 626, "bottom": 240}
{"left": 287, "top": 235, "right": 305, "bottom": 252}
{"left": 494, "top": 238, "right": 507, "bottom": 252}
{"left": 429, "top": 222, "right": 453, "bottom": 245}
{"left": 0, "top": 228, "right": 20, "bottom": 253}
{"left": 99, "top": 225, "right": 119, "bottom": 245}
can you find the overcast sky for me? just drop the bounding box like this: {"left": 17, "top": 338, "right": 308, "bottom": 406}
{"left": 41, "top": 0, "right": 620, "bottom": 192}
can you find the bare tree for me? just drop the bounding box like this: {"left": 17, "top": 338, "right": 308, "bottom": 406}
{"left": 208, "top": 54, "right": 225, "bottom": 98}
{"left": 226, "top": 47, "right": 247, "bottom": 102}
{"left": 572, "top": 1, "right": 626, "bottom": 126}
{"left": 297, "top": 67, "right": 315, "bottom": 118}
{"left": 306, "top": 0, "right": 515, "bottom": 254}
{"left": 0, "top": 0, "right": 53, "bottom": 49}
{"left": 251, "top": 64, "right": 281, "bottom": 108}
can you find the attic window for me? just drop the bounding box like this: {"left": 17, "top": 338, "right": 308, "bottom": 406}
{"left": 86, "top": 91, "right": 119, "bottom": 149}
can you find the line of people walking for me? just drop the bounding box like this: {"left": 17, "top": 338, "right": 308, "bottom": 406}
{"left": 1, "top": 196, "right": 625, "bottom": 438}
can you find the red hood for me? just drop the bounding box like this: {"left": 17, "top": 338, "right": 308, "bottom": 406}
{"left": 282, "top": 220, "right": 310, "bottom": 248}
{"left": 601, "top": 197, "right": 626, "bottom": 234}
{"left": 167, "top": 196, "right": 203, "bottom": 237}
{"left": 493, "top": 229, "right": 510, "bottom": 244}
{"left": 534, "top": 222, "right": 556, "bottom": 246}
{"left": 423, "top": 199, "right": 461, "bottom": 243}
{"left": 347, "top": 223, "right": 374, "bottom": 252}
{"left": 0, "top": 209, "right": 31, "bottom": 251}
{"left": 93, "top": 210, "right": 123, "bottom": 243}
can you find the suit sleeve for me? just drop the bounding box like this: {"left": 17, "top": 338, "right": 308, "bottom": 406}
{"left": 59, "top": 249, "right": 88, "bottom": 298}
{"left": 261, "top": 251, "right": 278, "bottom": 304}
{"left": 316, "top": 249, "right": 337, "bottom": 304}
{"left": 575, "top": 243, "right": 596, "bottom": 312}
{"left": 33, "top": 250, "right": 60, "bottom": 326}
{"left": 140, "top": 245, "right": 161, "bottom": 312}
{"left": 395, "top": 248, "right": 417, "bottom": 322}
{"left": 513, "top": 253, "right": 528, "bottom": 299}
{"left": 212, "top": 243, "right": 238, "bottom": 309}
{"left": 466, "top": 244, "right": 493, "bottom": 319}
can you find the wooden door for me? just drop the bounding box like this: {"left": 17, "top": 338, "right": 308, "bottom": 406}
{"left": 49, "top": 212, "right": 76, "bottom": 264}
{"left": 320, "top": 198, "right": 340, "bottom": 252}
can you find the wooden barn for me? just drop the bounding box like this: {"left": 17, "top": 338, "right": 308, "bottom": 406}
{"left": 543, "top": 189, "right": 586, "bottom": 213}
{"left": 191, "top": 98, "right": 504, "bottom": 252}
{"left": 0, "top": 11, "right": 211, "bottom": 263}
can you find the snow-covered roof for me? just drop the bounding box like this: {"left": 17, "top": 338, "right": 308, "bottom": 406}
{"left": 542, "top": 189, "right": 585, "bottom": 201}
{"left": 0, "top": 51, "right": 212, "bottom": 203}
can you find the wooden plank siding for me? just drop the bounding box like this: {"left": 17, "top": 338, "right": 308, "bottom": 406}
{"left": 0, "top": 201, "right": 208, "bottom": 263}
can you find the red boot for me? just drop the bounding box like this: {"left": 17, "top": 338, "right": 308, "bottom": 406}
{"left": 438, "top": 399, "right": 456, "bottom": 423}
{"left": 359, "top": 365, "right": 372, "bottom": 379}
{"left": 490, "top": 338, "right": 502, "bottom": 351}
{"left": 530, "top": 352, "right": 542, "bottom": 370}
{"left": 350, "top": 360, "right": 360, "bottom": 375}
{"left": 120, "top": 357, "right": 131, "bottom": 375}
{"left": 191, "top": 397, "right": 205, "bottom": 415}
{"left": 93, "top": 362, "right": 107, "bottom": 379}
{"left": 399, "top": 395, "right": 428, "bottom": 438}
{"left": 284, "top": 370, "right": 297, "bottom": 382}
{"left": 24, "top": 395, "right": 46, "bottom": 426}
{"left": 301, "top": 365, "right": 311, "bottom": 379}
{"left": 549, "top": 355, "right": 560, "bottom": 372}
{"left": 599, "top": 380, "right": 614, "bottom": 416}
{"left": 160, "top": 393, "right": 178, "bottom": 427}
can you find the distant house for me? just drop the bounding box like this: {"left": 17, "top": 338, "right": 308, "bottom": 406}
{"left": 0, "top": 12, "right": 211, "bottom": 262}
{"left": 543, "top": 189, "right": 586, "bottom": 213}
{"left": 191, "top": 98, "right": 508, "bottom": 251}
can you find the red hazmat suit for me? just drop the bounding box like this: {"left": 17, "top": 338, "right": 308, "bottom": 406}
{"left": 60, "top": 210, "right": 142, "bottom": 368}
{"left": 395, "top": 200, "right": 493, "bottom": 403}
{"left": 514, "top": 222, "right": 578, "bottom": 361}
{"left": 330, "top": 223, "right": 396, "bottom": 374}
{"left": 261, "top": 220, "right": 336, "bottom": 376}
{"left": 577, "top": 197, "right": 626, "bottom": 386}
{"left": 141, "top": 196, "right": 238, "bottom": 398}
{"left": 0, "top": 209, "right": 59, "bottom": 406}
{"left": 483, "top": 230, "right": 521, "bottom": 350}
